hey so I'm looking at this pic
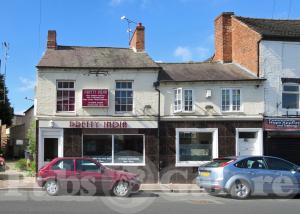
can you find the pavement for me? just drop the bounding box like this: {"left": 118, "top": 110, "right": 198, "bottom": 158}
{"left": 0, "top": 161, "right": 202, "bottom": 192}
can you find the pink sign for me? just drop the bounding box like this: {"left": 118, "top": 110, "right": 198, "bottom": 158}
{"left": 82, "top": 89, "right": 109, "bottom": 107}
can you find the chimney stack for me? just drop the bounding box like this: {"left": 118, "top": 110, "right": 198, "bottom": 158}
{"left": 47, "top": 30, "right": 57, "bottom": 49}
{"left": 130, "top": 23, "right": 145, "bottom": 52}
{"left": 214, "top": 12, "right": 234, "bottom": 63}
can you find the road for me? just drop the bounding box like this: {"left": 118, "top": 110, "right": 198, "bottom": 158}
{"left": 0, "top": 190, "right": 300, "bottom": 214}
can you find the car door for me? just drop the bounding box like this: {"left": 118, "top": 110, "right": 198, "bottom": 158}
{"left": 51, "top": 159, "right": 78, "bottom": 191}
{"left": 264, "top": 157, "right": 299, "bottom": 196}
{"left": 235, "top": 157, "right": 270, "bottom": 195}
{"left": 75, "top": 159, "right": 102, "bottom": 194}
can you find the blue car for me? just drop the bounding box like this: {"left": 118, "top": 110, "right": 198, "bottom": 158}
{"left": 196, "top": 156, "right": 300, "bottom": 199}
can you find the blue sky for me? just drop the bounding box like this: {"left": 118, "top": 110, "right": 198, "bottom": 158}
{"left": 1, "top": 0, "right": 300, "bottom": 114}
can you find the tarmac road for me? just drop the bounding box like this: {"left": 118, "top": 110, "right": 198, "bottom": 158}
{"left": 0, "top": 190, "right": 300, "bottom": 214}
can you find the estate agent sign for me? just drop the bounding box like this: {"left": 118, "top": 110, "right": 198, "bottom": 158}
{"left": 82, "top": 89, "right": 109, "bottom": 107}
{"left": 264, "top": 118, "right": 300, "bottom": 131}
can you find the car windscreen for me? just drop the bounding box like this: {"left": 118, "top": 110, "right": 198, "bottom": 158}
{"left": 201, "top": 158, "right": 235, "bottom": 167}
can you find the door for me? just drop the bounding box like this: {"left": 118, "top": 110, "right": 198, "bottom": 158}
{"left": 76, "top": 159, "right": 103, "bottom": 194}
{"left": 44, "top": 138, "right": 58, "bottom": 163}
{"left": 264, "top": 157, "right": 300, "bottom": 196}
{"left": 237, "top": 131, "right": 260, "bottom": 156}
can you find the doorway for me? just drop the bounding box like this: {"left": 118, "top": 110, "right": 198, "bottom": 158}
{"left": 236, "top": 128, "right": 263, "bottom": 156}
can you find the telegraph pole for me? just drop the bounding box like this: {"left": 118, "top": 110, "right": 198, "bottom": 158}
{"left": 0, "top": 42, "right": 9, "bottom": 104}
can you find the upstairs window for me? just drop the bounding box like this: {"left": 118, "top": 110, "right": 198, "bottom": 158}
{"left": 174, "top": 88, "right": 193, "bottom": 113}
{"left": 115, "top": 81, "right": 133, "bottom": 113}
{"left": 282, "top": 84, "right": 299, "bottom": 109}
{"left": 56, "top": 81, "right": 75, "bottom": 112}
{"left": 221, "top": 88, "right": 241, "bottom": 112}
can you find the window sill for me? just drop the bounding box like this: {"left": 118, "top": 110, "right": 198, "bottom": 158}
{"left": 221, "top": 111, "right": 244, "bottom": 114}
{"left": 55, "top": 112, "right": 76, "bottom": 116}
{"left": 175, "top": 161, "right": 210, "bottom": 167}
{"left": 173, "top": 111, "right": 195, "bottom": 115}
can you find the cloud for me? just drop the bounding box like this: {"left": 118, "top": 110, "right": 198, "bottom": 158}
{"left": 109, "top": 0, "right": 149, "bottom": 7}
{"left": 19, "top": 77, "right": 35, "bottom": 92}
{"left": 110, "top": 0, "right": 125, "bottom": 6}
{"left": 174, "top": 46, "right": 192, "bottom": 61}
{"left": 174, "top": 45, "right": 212, "bottom": 62}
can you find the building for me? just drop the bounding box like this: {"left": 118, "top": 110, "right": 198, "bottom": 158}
{"left": 8, "top": 105, "right": 34, "bottom": 158}
{"left": 36, "top": 25, "right": 161, "bottom": 183}
{"left": 157, "top": 62, "right": 264, "bottom": 182}
{"left": 213, "top": 12, "right": 300, "bottom": 165}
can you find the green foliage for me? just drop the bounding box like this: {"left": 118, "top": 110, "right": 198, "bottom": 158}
{"left": 26, "top": 121, "right": 36, "bottom": 158}
{"left": 15, "top": 159, "right": 27, "bottom": 171}
{"left": 0, "top": 74, "right": 14, "bottom": 126}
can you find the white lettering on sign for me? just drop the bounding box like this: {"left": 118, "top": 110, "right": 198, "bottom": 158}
{"left": 69, "top": 121, "right": 128, "bottom": 128}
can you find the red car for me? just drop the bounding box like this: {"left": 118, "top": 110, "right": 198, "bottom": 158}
{"left": 36, "top": 157, "right": 141, "bottom": 197}
{"left": 0, "top": 156, "right": 5, "bottom": 172}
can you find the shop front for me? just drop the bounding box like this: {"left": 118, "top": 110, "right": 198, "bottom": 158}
{"left": 159, "top": 120, "right": 263, "bottom": 183}
{"left": 264, "top": 117, "right": 300, "bottom": 165}
{"left": 37, "top": 119, "right": 159, "bottom": 183}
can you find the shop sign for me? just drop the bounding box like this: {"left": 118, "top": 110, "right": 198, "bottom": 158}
{"left": 82, "top": 89, "right": 109, "bottom": 107}
{"left": 264, "top": 118, "right": 300, "bottom": 130}
{"left": 69, "top": 121, "right": 128, "bottom": 128}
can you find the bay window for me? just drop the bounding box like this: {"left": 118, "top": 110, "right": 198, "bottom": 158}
{"left": 82, "top": 134, "right": 145, "bottom": 165}
{"left": 282, "top": 84, "right": 299, "bottom": 109}
{"left": 174, "top": 88, "right": 193, "bottom": 113}
{"left": 221, "top": 88, "right": 241, "bottom": 112}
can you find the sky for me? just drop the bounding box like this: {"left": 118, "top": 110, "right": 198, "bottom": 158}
{"left": 1, "top": 0, "right": 300, "bottom": 114}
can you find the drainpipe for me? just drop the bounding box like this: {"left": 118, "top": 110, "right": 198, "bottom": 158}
{"left": 153, "top": 81, "right": 160, "bottom": 184}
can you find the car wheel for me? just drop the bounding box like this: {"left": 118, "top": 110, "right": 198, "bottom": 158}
{"left": 45, "top": 180, "right": 60, "bottom": 196}
{"left": 112, "top": 181, "right": 130, "bottom": 197}
{"left": 230, "top": 180, "right": 251, "bottom": 199}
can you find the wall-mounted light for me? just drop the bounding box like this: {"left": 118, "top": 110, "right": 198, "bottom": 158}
{"left": 49, "top": 120, "right": 54, "bottom": 128}
{"left": 88, "top": 70, "right": 109, "bottom": 76}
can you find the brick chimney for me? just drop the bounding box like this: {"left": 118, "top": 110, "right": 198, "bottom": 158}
{"left": 47, "top": 30, "right": 57, "bottom": 49}
{"left": 213, "top": 12, "right": 234, "bottom": 63}
{"left": 130, "top": 23, "right": 145, "bottom": 52}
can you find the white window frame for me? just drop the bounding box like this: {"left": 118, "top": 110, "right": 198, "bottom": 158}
{"left": 56, "top": 80, "right": 76, "bottom": 113}
{"left": 282, "top": 83, "right": 300, "bottom": 110}
{"left": 174, "top": 88, "right": 194, "bottom": 113}
{"left": 221, "top": 88, "right": 242, "bottom": 112}
{"left": 115, "top": 80, "right": 134, "bottom": 114}
{"left": 175, "top": 128, "right": 218, "bottom": 167}
{"left": 81, "top": 134, "right": 145, "bottom": 166}
{"left": 235, "top": 128, "right": 263, "bottom": 156}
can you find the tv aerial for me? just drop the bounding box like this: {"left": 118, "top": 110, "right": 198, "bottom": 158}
{"left": 121, "top": 16, "right": 137, "bottom": 44}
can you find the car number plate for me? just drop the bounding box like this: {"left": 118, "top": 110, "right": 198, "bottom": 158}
{"left": 199, "top": 171, "right": 210, "bottom": 177}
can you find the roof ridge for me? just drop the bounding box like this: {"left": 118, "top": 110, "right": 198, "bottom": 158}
{"left": 158, "top": 61, "right": 219, "bottom": 65}
{"left": 57, "top": 45, "right": 131, "bottom": 50}
{"left": 234, "top": 15, "right": 300, "bottom": 22}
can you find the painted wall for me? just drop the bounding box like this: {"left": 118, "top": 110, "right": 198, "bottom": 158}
{"left": 260, "top": 40, "right": 300, "bottom": 116}
{"left": 159, "top": 81, "right": 264, "bottom": 119}
{"left": 36, "top": 68, "right": 159, "bottom": 119}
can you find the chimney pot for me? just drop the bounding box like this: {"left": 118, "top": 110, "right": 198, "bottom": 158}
{"left": 47, "top": 30, "right": 57, "bottom": 49}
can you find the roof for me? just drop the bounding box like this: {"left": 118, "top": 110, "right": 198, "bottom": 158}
{"left": 158, "top": 62, "right": 262, "bottom": 82}
{"left": 37, "top": 46, "right": 160, "bottom": 69}
{"left": 234, "top": 16, "right": 300, "bottom": 40}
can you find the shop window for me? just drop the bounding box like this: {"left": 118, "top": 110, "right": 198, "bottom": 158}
{"left": 221, "top": 88, "right": 241, "bottom": 112}
{"left": 114, "top": 135, "right": 144, "bottom": 164}
{"left": 174, "top": 88, "right": 193, "bottom": 113}
{"left": 82, "top": 134, "right": 145, "bottom": 165}
{"left": 83, "top": 135, "right": 112, "bottom": 163}
{"left": 176, "top": 128, "right": 218, "bottom": 166}
{"left": 56, "top": 81, "right": 75, "bottom": 112}
{"left": 282, "top": 84, "right": 299, "bottom": 109}
{"left": 115, "top": 81, "right": 133, "bottom": 113}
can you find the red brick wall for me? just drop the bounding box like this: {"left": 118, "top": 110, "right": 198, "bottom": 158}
{"left": 213, "top": 13, "right": 262, "bottom": 76}
{"left": 129, "top": 23, "right": 145, "bottom": 52}
{"left": 231, "top": 17, "right": 262, "bottom": 76}
{"left": 214, "top": 13, "right": 233, "bottom": 63}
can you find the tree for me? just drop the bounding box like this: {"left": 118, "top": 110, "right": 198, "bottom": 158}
{"left": 0, "top": 73, "right": 13, "bottom": 126}
{"left": 26, "top": 121, "right": 36, "bottom": 159}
